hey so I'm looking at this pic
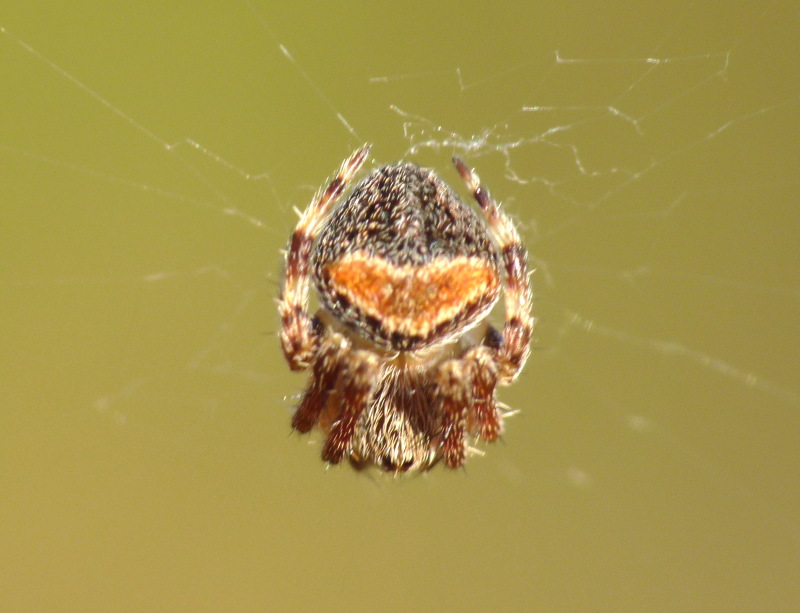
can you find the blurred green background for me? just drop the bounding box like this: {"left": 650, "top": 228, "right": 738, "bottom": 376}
{"left": 2, "top": 1, "right": 798, "bottom": 611}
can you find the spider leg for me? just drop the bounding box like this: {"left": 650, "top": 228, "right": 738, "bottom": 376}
{"left": 278, "top": 144, "right": 371, "bottom": 371}
{"left": 439, "top": 345, "right": 502, "bottom": 468}
{"left": 438, "top": 359, "right": 469, "bottom": 468}
{"left": 292, "top": 332, "right": 349, "bottom": 433}
{"left": 453, "top": 157, "right": 533, "bottom": 384}
{"left": 464, "top": 345, "right": 501, "bottom": 442}
{"left": 321, "top": 350, "right": 380, "bottom": 465}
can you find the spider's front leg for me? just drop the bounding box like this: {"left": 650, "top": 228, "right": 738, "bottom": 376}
{"left": 321, "top": 351, "right": 380, "bottom": 464}
{"left": 278, "top": 144, "right": 371, "bottom": 371}
{"left": 453, "top": 157, "right": 533, "bottom": 384}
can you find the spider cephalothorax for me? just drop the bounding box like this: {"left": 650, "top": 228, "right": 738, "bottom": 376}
{"left": 278, "top": 145, "right": 532, "bottom": 472}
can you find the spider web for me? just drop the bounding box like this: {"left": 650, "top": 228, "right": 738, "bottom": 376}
{"left": 1, "top": 1, "right": 798, "bottom": 611}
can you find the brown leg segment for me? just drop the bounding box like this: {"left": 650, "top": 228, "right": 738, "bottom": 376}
{"left": 321, "top": 351, "right": 380, "bottom": 464}
{"left": 464, "top": 346, "right": 501, "bottom": 442}
{"left": 292, "top": 333, "right": 349, "bottom": 433}
{"left": 438, "top": 360, "right": 469, "bottom": 468}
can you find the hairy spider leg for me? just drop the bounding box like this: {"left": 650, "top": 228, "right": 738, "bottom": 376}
{"left": 279, "top": 144, "right": 371, "bottom": 371}
{"left": 321, "top": 351, "right": 380, "bottom": 464}
{"left": 453, "top": 157, "right": 533, "bottom": 385}
{"left": 437, "top": 359, "right": 470, "bottom": 468}
{"left": 464, "top": 345, "right": 501, "bottom": 442}
{"left": 292, "top": 332, "right": 349, "bottom": 433}
{"left": 438, "top": 345, "right": 502, "bottom": 468}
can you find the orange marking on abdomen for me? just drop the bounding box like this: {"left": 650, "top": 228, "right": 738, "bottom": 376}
{"left": 323, "top": 252, "right": 500, "bottom": 337}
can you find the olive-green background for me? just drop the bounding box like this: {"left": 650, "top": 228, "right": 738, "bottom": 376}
{"left": 2, "top": 2, "right": 798, "bottom": 611}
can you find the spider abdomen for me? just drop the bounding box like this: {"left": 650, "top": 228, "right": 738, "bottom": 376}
{"left": 312, "top": 162, "right": 502, "bottom": 350}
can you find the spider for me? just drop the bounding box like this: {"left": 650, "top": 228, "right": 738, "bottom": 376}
{"left": 278, "top": 145, "right": 532, "bottom": 472}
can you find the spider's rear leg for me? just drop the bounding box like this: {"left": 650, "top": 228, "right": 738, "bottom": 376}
{"left": 438, "top": 360, "right": 470, "bottom": 469}
{"left": 440, "top": 346, "right": 502, "bottom": 468}
{"left": 321, "top": 351, "right": 380, "bottom": 465}
{"left": 292, "top": 332, "right": 349, "bottom": 433}
{"left": 465, "top": 345, "right": 501, "bottom": 442}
